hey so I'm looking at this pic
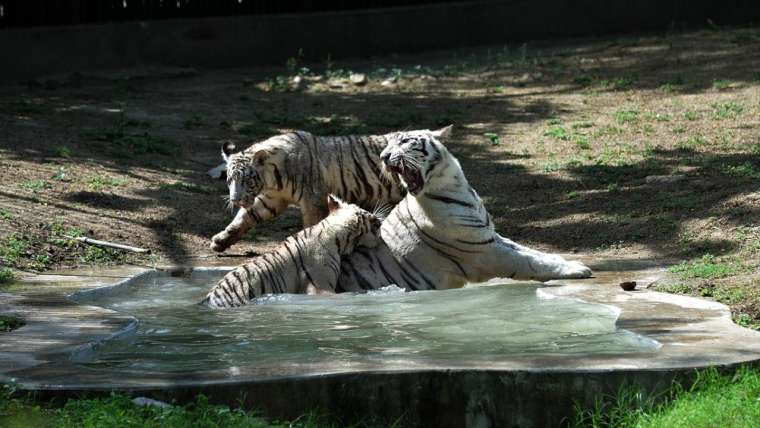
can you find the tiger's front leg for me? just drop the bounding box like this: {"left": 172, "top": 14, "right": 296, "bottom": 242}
{"left": 210, "top": 196, "right": 287, "bottom": 252}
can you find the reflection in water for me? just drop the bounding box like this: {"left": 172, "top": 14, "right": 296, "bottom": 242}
{"left": 75, "top": 272, "right": 659, "bottom": 374}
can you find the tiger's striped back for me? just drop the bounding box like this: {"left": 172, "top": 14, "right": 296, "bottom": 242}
{"left": 202, "top": 197, "right": 381, "bottom": 308}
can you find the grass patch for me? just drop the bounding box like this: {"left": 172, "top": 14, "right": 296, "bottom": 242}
{"left": 712, "top": 79, "right": 733, "bottom": 90}
{"left": 21, "top": 179, "right": 50, "bottom": 192}
{"left": 668, "top": 254, "right": 739, "bottom": 279}
{"left": 88, "top": 176, "right": 125, "bottom": 191}
{"left": 82, "top": 246, "right": 124, "bottom": 264}
{"left": 677, "top": 135, "right": 708, "bottom": 150}
{"left": 0, "top": 389, "right": 331, "bottom": 428}
{"left": 614, "top": 110, "right": 639, "bottom": 125}
{"left": 572, "top": 366, "right": 760, "bottom": 428}
{"left": 0, "top": 315, "right": 23, "bottom": 332}
{"left": 600, "top": 75, "right": 637, "bottom": 91}
{"left": 712, "top": 101, "right": 744, "bottom": 119}
{"left": 0, "top": 235, "right": 30, "bottom": 266}
{"left": 544, "top": 125, "right": 571, "bottom": 141}
{"left": 0, "top": 268, "right": 14, "bottom": 285}
{"left": 0, "top": 209, "right": 11, "bottom": 221}
{"left": 483, "top": 132, "right": 500, "bottom": 146}
{"left": 721, "top": 162, "right": 760, "bottom": 179}
{"left": 54, "top": 146, "right": 73, "bottom": 158}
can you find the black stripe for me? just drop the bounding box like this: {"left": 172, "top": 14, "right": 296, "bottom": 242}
{"left": 272, "top": 165, "right": 283, "bottom": 190}
{"left": 423, "top": 193, "right": 474, "bottom": 208}
{"left": 455, "top": 237, "right": 495, "bottom": 245}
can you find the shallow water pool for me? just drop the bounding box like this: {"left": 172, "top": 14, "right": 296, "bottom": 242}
{"left": 72, "top": 270, "right": 659, "bottom": 375}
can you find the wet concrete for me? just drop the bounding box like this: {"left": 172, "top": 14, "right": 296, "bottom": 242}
{"left": 1, "top": 257, "right": 760, "bottom": 427}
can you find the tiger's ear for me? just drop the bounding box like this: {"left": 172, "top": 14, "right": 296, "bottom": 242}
{"left": 221, "top": 141, "right": 236, "bottom": 163}
{"left": 431, "top": 125, "right": 453, "bottom": 141}
{"left": 253, "top": 150, "right": 269, "bottom": 166}
{"left": 327, "top": 194, "right": 342, "bottom": 214}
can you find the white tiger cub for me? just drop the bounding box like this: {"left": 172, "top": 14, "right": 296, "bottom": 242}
{"left": 210, "top": 131, "right": 405, "bottom": 252}
{"left": 338, "top": 125, "right": 592, "bottom": 292}
{"left": 201, "top": 195, "right": 381, "bottom": 308}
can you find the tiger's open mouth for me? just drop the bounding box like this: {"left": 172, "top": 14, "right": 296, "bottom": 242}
{"left": 386, "top": 164, "right": 424, "bottom": 195}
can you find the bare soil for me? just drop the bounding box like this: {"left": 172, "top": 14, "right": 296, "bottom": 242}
{"left": 1, "top": 27, "right": 759, "bottom": 323}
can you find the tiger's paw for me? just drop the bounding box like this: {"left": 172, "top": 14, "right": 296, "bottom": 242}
{"left": 557, "top": 261, "right": 593, "bottom": 279}
{"left": 210, "top": 231, "right": 235, "bottom": 252}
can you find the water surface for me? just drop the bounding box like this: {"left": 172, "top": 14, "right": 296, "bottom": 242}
{"left": 74, "top": 272, "right": 659, "bottom": 374}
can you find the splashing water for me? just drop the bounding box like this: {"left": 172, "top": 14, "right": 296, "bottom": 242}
{"left": 73, "top": 271, "right": 659, "bottom": 375}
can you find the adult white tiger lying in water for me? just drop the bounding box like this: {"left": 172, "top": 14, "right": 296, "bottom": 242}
{"left": 210, "top": 131, "right": 405, "bottom": 252}
{"left": 201, "top": 196, "right": 381, "bottom": 308}
{"left": 337, "top": 125, "right": 592, "bottom": 291}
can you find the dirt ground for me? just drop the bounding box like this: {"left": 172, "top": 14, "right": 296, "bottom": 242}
{"left": 1, "top": 26, "right": 759, "bottom": 323}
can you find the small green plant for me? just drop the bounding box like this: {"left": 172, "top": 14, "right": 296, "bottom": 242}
{"left": 600, "top": 75, "right": 637, "bottom": 91}
{"left": 682, "top": 110, "right": 699, "bottom": 121}
{"left": 88, "top": 176, "right": 125, "bottom": 191}
{"left": 669, "top": 254, "right": 739, "bottom": 279}
{"left": 29, "top": 254, "right": 51, "bottom": 271}
{"left": 21, "top": 179, "right": 50, "bottom": 192}
{"left": 54, "top": 146, "right": 72, "bottom": 158}
{"left": 0, "top": 314, "right": 23, "bottom": 331}
{"left": 51, "top": 167, "right": 71, "bottom": 182}
{"left": 0, "top": 235, "right": 29, "bottom": 265}
{"left": 712, "top": 101, "right": 744, "bottom": 119}
{"left": 722, "top": 162, "right": 760, "bottom": 179}
{"left": 644, "top": 112, "right": 671, "bottom": 122}
{"left": 677, "top": 135, "right": 708, "bottom": 150}
{"left": 544, "top": 125, "right": 570, "bottom": 141}
{"left": 0, "top": 267, "right": 14, "bottom": 285}
{"left": 614, "top": 110, "right": 639, "bottom": 125}
{"left": 483, "top": 132, "right": 500, "bottom": 146}
{"left": 0, "top": 209, "right": 11, "bottom": 220}
{"left": 712, "top": 79, "right": 732, "bottom": 90}
{"left": 565, "top": 191, "right": 579, "bottom": 199}
{"left": 672, "top": 124, "right": 686, "bottom": 134}
{"left": 48, "top": 223, "right": 83, "bottom": 247}
{"left": 82, "top": 246, "right": 124, "bottom": 264}
{"left": 607, "top": 182, "right": 620, "bottom": 193}
{"left": 542, "top": 156, "right": 562, "bottom": 173}
{"left": 573, "top": 74, "right": 594, "bottom": 85}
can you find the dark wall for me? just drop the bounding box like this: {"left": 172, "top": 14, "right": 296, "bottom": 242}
{"left": 1, "top": 0, "right": 759, "bottom": 80}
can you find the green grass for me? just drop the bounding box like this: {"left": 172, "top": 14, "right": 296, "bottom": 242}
{"left": 0, "top": 209, "right": 11, "bottom": 220}
{"left": 722, "top": 162, "right": 760, "bottom": 179}
{"left": 82, "top": 246, "right": 124, "bottom": 264}
{"left": 677, "top": 135, "right": 708, "bottom": 150}
{"left": 53, "top": 146, "right": 73, "bottom": 158}
{"left": 21, "top": 180, "right": 50, "bottom": 192}
{"left": 88, "top": 176, "right": 125, "bottom": 191}
{"left": 712, "top": 79, "right": 733, "bottom": 90}
{"left": 483, "top": 132, "right": 500, "bottom": 146}
{"left": 600, "top": 75, "right": 637, "bottom": 91}
{"left": 0, "top": 389, "right": 331, "bottom": 428}
{"left": 614, "top": 110, "right": 639, "bottom": 125}
{"left": 712, "top": 101, "right": 744, "bottom": 119}
{"left": 668, "top": 254, "right": 739, "bottom": 279}
{"left": 573, "top": 366, "right": 760, "bottom": 428}
{"left": 0, "top": 315, "right": 23, "bottom": 332}
{"left": 0, "top": 268, "right": 14, "bottom": 285}
{"left": 544, "top": 125, "right": 571, "bottom": 141}
{"left": 0, "top": 235, "right": 30, "bottom": 266}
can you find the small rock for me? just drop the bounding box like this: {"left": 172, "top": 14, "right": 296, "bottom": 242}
{"left": 645, "top": 175, "right": 686, "bottom": 185}
{"left": 620, "top": 281, "right": 637, "bottom": 291}
{"left": 132, "top": 397, "right": 171, "bottom": 409}
{"left": 349, "top": 73, "right": 368, "bottom": 86}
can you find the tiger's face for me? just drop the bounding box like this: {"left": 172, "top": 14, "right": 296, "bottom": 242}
{"left": 222, "top": 143, "right": 271, "bottom": 209}
{"left": 380, "top": 125, "right": 453, "bottom": 195}
{"left": 327, "top": 195, "right": 383, "bottom": 252}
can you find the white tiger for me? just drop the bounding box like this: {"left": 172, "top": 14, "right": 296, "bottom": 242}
{"left": 201, "top": 195, "right": 381, "bottom": 308}
{"left": 210, "top": 131, "right": 405, "bottom": 252}
{"left": 337, "top": 125, "right": 592, "bottom": 291}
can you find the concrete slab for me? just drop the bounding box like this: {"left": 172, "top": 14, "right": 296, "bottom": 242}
{"left": 1, "top": 258, "right": 759, "bottom": 427}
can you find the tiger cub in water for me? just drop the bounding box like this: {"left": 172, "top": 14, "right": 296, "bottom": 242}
{"left": 201, "top": 195, "right": 381, "bottom": 308}
{"left": 211, "top": 130, "right": 405, "bottom": 252}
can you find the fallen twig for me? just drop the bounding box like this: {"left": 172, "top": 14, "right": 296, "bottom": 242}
{"left": 71, "top": 236, "right": 151, "bottom": 254}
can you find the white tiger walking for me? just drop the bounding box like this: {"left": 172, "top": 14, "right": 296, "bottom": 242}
{"left": 211, "top": 131, "right": 405, "bottom": 252}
